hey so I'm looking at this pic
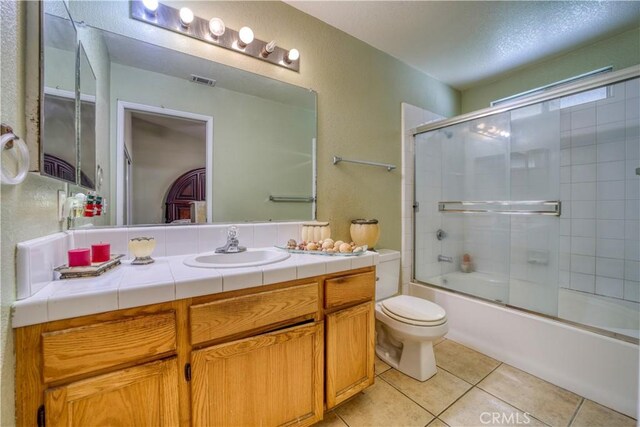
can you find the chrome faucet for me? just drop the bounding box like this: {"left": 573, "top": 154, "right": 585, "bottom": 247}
{"left": 438, "top": 255, "right": 453, "bottom": 263}
{"left": 216, "top": 226, "right": 247, "bottom": 253}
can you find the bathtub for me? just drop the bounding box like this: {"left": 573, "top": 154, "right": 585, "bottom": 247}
{"left": 427, "top": 271, "right": 508, "bottom": 303}
{"left": 558, "top": 288, "right": 640, "bottom": 340}
{"left": 410, "top": 281, "right": 640, "bottom": 419}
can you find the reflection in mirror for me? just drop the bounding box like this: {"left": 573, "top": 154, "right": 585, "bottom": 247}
{"left": 41, "top": 5, "right": 77, "bottom": 184}
{"left": 78, "top": 43, "right": 97, "bottom": 189}
{"left": 70, "top": 26, "right": 316, "bottom": 227}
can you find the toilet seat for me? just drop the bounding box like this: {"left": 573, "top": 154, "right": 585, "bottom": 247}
{"left": 380, "top": 295, "right": 447, "bottom": 327}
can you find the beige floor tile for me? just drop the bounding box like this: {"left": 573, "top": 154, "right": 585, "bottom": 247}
{"left": 434, "top": 340, "right": 500, "bottom": 384}
{"left": 478, "top": 364, "right": 582, "bottom": 427}
{"left": 315, "top": 411, "right": 348, "bottom": 427}
{"left": 427, "top": 418, "right": 450, "bottom": 427}
{"left": 440, "top": 388, "right": 546, "bottom": 427}
{"left": 381, "top": 368, "right": 472, "bottom": 416}
{"left": 334, "top": 378, "right": 435, "bottom": 427}
{"left": 435, "top": 337, "right": 446, "bottom": 346}
{"left": 375, "top": 356, "right": 392, "bottom": 375}
{"left": 571, "top": 400, "right": 637, "bottom": 427}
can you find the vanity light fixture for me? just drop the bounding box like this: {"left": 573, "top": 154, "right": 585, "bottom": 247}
{"left": 285, "top": 48, "right": 300, "bottom": 64}
{"left": 179, "top": 7, "right": 194, "bottom": 28}
{"left": 262, "top": 40, "right": 276, "bottom": 57}
{"left": 142, "top": 0, "right": 158, "bottom": 14}
{"left": 237, "top": 26, "right": 254, "bottom": 48}
{"left": 209, "top": 17, "right": 225, "bottom": 38}
{"left": 130, "top": 0, "right": 300, "bottom": 71}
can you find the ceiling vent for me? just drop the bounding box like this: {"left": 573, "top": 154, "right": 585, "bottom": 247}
{"left": 190, "top": 74, "right": 216, "bottom": 87}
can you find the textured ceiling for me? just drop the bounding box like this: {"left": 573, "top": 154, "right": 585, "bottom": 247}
{"left": 285, "top": 1, "right": 640, "bottom": 90}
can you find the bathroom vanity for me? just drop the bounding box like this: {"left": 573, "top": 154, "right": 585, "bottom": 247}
{"left": 14, "top": 263, "right": 376, "bottom": 427}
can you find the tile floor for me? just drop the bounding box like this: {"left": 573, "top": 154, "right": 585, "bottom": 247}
{"left": 317, "top": 338, "right": 637, "bottom": 427}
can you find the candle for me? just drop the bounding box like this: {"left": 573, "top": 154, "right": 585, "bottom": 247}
{"left": 91, "top": 243, "right": 111, "bottom": 263}
{"left": 68, "top": 248, "right": 91, "bottom": 267}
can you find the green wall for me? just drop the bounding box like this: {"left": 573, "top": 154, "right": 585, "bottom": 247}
{"left": 461, "top": 27, "right": 640, "bottom": 113}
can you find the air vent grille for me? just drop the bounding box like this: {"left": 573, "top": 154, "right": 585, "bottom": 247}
{"left": 190, "top": 74, "right": 216, "bottom": 87}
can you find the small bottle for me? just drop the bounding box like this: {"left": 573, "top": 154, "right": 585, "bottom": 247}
{"left": 461, "top": 253, "right": 474, "bottom": 273}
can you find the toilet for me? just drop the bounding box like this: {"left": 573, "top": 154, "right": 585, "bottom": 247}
{"left": 375, "top": 249, "right": 448, "bottom": 381}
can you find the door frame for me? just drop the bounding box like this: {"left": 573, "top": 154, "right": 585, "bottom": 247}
{"left": 116, "top": 100, "right": 213, "bottom": 225}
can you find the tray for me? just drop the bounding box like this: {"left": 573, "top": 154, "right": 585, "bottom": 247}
{"left": 275, "top": 245, "right": 368, "bottom": 257}
{"left": 54, "top": 254, "right": 125, "bottom": 279}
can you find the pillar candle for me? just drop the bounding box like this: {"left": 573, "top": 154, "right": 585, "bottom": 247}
{"left": 91, "top": 243, "right": 111, "bottom": 263}
{"left": 68, "top": 248, "right": 91, "bottom": 267}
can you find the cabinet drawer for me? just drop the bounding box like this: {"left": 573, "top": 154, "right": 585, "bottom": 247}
{"left": 190, "top": 282, "right": 319, "bottom": 345}
{"left": 42, "top": 312, "right": 177, "bottom": 383}
{"left": 324, "top": 271, "right": 375, "bottom": 310}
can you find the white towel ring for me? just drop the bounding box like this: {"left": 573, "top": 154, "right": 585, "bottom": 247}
{"left": 1, "top": 132, "right": 30, "bottom": 185}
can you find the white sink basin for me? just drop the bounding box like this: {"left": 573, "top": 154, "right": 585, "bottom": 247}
{"left": 183, "top": 249, "right": 290, "bottom": 268}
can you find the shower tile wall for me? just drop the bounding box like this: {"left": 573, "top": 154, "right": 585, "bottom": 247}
{"left": 559, "top": 79, "right": 640, "bottom": 303}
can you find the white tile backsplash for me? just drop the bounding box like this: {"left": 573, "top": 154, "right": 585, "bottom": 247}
{"left": 597, "top": 161, "right": 626, "bottom": 182}
{"left": 572, "top": 236, "right": 596, "bottom": 256}
{"left": 597, "top": 220, "right": 625, "bottom": 239}
{"left": 596, "top": 180, "right": 625, "bottom": 201}
{"left": 595, "top": 276, "right": 624, "bottom": 299}
{"left": 570, "top": 272, "right": 595, "bottom": 293}
{"left": 571, "top": 107, "right": 596, "bottom": 130}
{"left": 165, "top": 225, "right": 199, "bottom": 256}
{"left": 571, "top": 164, "right": 597, "bottom": 182}
{"left": 253, "top": 223, "right": 278, "bottom": 247}
{"left": 596, "top": 257, "right": 624, "bottom": 279}
{"left": 597, "top": 141, "right": 626, "bottom": 163}
{"left": 571, "top": 145, "right": 596, "bottom": 165}
{"left": 571, "top": 254, "right": 595, "bottom": 274}
{"left": 596, "top": 238, "right": 626, "bottom": 259}
{"left": 624, "top": 280, "right": 640, "bottom": 302}
{"left": 596, "top": 102, "right": 625, "bottom": 126}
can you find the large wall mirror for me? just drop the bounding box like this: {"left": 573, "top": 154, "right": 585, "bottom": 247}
{"left": 40, "top": 2, "right": 317, "bottom": 227}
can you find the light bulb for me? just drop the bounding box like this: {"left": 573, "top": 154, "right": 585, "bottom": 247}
{"left": 238, "top": 26, "right": 254, "bottom": 48}
{"left": 209, "top": 17, "right": 225, "bottom": 37}
{"left": 142, "top": 0, "right": 158, "bottom": 13}
{"left": 179, "top": 7, "right": 194, "bottom": 27}
{"left": 285, "top": 48, "right": 299, "bottom": 63}
{"left": 262, "top": 40, "right": 276, "bottom": 57}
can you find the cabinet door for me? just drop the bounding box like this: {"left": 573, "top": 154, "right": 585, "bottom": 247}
{"left": 191, "top": 322, "right": 323, "bottom": 427}
{"left": 45, "top": 358, "right": 179, "bottom": 427}
{"left": 326, "top": 301, "right": 375, "bottom": 409}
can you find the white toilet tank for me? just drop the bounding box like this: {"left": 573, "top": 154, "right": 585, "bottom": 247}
{"left": 375, "top": 249, "right": 401, "bottom": 301}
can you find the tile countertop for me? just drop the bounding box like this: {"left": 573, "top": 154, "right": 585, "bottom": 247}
{"left": 12, "top": 249, "right": 379, "bottom": 328}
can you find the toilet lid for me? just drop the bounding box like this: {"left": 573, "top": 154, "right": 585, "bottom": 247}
{"left": 381, "top": 295, "right": 447, "bottom": 326}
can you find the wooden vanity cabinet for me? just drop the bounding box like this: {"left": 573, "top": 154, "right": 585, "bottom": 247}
{"left": 324, "top": 271, "right": 376, "bottom": 409}
{"left": 44, "top": 358, "right": 180, "bottom": 427}
{"left": 191, "top": 322, "right": 324, "bottom": 427}
{"left": 15, "top": 267, "right": 375, "bottom": 427}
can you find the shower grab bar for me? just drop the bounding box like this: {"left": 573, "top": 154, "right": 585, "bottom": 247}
{"left": 332, "top": 156, "right": 396, "bottom": 172}
{"left": 269, "top": 195, "right": 315, "bottom": 203}
{"left": 438, "top": 200, "right": 561, "bottom": 216}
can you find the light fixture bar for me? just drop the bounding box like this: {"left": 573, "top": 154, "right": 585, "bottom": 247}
{"left": 130, "top": 0, "right": 300, "bottom": 72}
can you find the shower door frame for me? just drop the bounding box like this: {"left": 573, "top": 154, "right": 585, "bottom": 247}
{"left": 411, "top": 65, "right": 640, "bottom": 344}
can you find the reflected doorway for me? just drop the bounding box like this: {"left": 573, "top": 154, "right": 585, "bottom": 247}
{"left": 116, "top": 101, "right": 213, "bottom": 225}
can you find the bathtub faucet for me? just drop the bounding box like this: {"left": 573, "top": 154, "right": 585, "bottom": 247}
{"left": 438, "top": 255, "right": 453, "bottom": 263}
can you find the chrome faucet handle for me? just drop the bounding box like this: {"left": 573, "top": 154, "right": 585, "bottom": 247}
{"left": 227, "top": 225, "right": 239, "bottom": 240}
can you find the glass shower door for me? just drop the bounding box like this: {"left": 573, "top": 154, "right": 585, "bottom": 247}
{"left": 507, "top": 101, "right": 561, "bottom": 316}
